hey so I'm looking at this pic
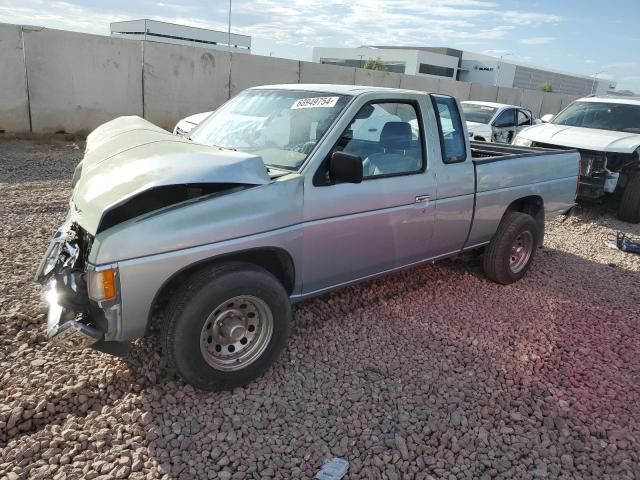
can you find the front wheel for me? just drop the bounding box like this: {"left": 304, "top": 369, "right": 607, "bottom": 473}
{"left": 618, "top": 171, "right": 640, "bottom": 223}
{"left": 483, "top": 212, "right": 538, "bottom": 284}
{"left": 161, "top": 262, "right": 291, "bottom": 391}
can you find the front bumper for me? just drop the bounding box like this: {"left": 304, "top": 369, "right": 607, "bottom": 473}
{"left": 43, "top": 279, "right": 104, "bottom": 350}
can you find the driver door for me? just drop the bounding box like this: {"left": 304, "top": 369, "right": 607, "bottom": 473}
{"left": 491, "top": 108, "right": 517, "bottom": 143}
{"left": 300, "top": 99, "right": 437, "bottom": 294}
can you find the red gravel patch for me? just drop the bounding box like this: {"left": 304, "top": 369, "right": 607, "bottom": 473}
{"left": 1, "top": 139, "right": 639, "bottom": 479}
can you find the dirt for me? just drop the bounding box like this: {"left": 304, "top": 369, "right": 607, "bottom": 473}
{"left": 1, "top": 139, "right": 639, "bottom": 479}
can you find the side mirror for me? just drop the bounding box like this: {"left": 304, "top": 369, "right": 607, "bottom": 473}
{"left": 329, "top": 151, "right": 363, "bottom": 184}
{"left": 540, "top": 114, "right": 554, "bottom": 123}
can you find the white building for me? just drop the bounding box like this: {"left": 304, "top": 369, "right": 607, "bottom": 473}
{"left": 110, "top": 19, "right": 251, "bottom": 53}
{"left": 313, "top": 46, "right": 616, "bottom": 96}
{"left": 458, "top": 51, "right": 615, "bottom": 96}
{"left": 313, "top": 47, "right": 460, "bottom": 80}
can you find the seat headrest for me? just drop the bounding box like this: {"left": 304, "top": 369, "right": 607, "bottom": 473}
{"left": 380, "top": 122, "right": 412, "bottom": 150}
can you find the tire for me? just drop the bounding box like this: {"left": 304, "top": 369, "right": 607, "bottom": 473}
{"left": 161, "top": 262, "right": 291, "bottom": 391}
{"left": 483, "top": 212, "right": 538, "bottom": 285}
{"left": 618, "top": 171, "right": 640, "bottom": 223}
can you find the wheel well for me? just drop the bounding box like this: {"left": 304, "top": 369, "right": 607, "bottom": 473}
{"left": 504, "top": 196, "right": 545, "bottom": 245}
{"left": 147, "top": 248, "right": 295, "bottom": 333}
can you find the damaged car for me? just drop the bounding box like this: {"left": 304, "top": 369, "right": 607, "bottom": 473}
{"left": 514, "top": 95, "right": 640, "bottom": 223}
{"left": 461, "top": 101, "right": 536, "bottom": 143}
{"left": 36, "top": 85, "right": 578, "bottom": 391}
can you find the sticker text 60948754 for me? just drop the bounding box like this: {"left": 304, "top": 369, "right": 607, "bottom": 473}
{"left": 291, "top": 96, "right": 340, "bottom": 109}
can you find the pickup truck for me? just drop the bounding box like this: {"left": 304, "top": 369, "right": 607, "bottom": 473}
{"left": 35, "top": 84, "right": 578, "bottom": 391}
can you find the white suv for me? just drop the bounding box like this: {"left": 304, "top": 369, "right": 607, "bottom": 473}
{"left": 514, "top": 96, "right": 640, "bottom": 223}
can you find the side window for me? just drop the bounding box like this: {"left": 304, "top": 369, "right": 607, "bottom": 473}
{"left": 432, "top": 95, "right": 466, "bottom": 163}
{"left": 337, "top": 102, "right": 424, "bottom": 178}
{"left": 493, "top": 108, "right": 516, "bottom": 127}
{"left": 517, "top": 110, "right": 532, "bottom": 126}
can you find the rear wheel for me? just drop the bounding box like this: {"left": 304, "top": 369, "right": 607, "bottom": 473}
{"left": 483, "top": 212, "right": 538, "bottom": 284}
{"left": 618, "top": 171, "right": 640, "bottom": 223}
{"left": 161, "top": 262, "right": 291, "bottom": 391}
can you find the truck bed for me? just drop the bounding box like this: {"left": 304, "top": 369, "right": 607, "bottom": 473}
{"left": 470, "top": 140, "right": 573, "bottom": 162}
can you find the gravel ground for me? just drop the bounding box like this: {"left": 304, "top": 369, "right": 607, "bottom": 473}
{"left": 1, "top": 138, "right": 639, "bottom": 480}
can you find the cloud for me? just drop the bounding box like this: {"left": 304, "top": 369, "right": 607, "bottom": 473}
{"left": 602, "top": 62, "right": 637, "bottom": 70}
{"left": 0, "top": 0, "right": 562, "bottom": 54}
{"left": 500, "top": 11, "right": 561, "bottom": 25}
{"left": 520, "top": 36, "right": 555, "bottom": 45}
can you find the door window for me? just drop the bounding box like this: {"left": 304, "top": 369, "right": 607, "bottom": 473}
{"left": 493, "top": 108, "right": 516, "bottom": 128}
{"left": 432, "top": 95, "right": 467, "bottom": 163}
{"left": 517, "top": 110, "right": 532, "bottom": 126}
{"left": 336, "top": 102, "right": 424, "bottom": 178}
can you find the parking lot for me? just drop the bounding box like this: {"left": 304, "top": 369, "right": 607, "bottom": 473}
{"left": 1, "top": 138, "right": 639, "bottom": 479}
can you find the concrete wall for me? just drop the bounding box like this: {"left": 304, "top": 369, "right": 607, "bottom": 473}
{"left": 23, "top": 28, "right": 143, "bottom": 133}
{"left": 299, "top": 61, "right": 355, "bottom": 85}
{"left": 540, "top": 92, "right": 564, "bottom": 116}
{"left": 0, "top": 24, "right": 30, "bottom": 132}
{"left": 468, "top": 83, "right": 498, "bottom": 102}
{"left": 520, "top": 89, "right": 544, "bottom": 117}
{"left": 497, "top": 87, "right": 522, "bottom": 107}
{"left": 229, "top": 53, "right": 300, "bottom": 97}
{"left": 143, "top": 42, "right": 231, "bottom": 129}
{"left": 398, "top": 75, "right": 440, "bottom": 93}
{"left": 354, "top": 69, "right": 402, "bottom": 88}
{"left": 439, "top": 79, "right": 470, "bottom": 101}
{"left": 0, "top": 23, "right": 596, "bottom": 133}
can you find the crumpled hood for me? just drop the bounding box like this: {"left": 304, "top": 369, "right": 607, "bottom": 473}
{"left": 72, "top": 116, "right": 270, "bottom": 235}
{"left": 518, "top": 123, "right": 640, "bottom": 153}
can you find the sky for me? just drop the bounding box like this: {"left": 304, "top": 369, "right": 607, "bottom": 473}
{"left": 1, "top": 0, "right": 639, "bottom": 92}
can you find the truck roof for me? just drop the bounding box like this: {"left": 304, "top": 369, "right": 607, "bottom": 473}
{"left": 250, "top": 83, "right": 426, "bottom": 96}
{"left": 577, "top": 96, "right": 640, "bottom": 106}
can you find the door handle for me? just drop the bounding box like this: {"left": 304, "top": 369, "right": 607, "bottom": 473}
{"left": 415, "top": 194, "right": 432, "bottom": 203}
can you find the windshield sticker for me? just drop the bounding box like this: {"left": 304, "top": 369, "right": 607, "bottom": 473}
{"left": 292, "top": 96, "right": 340, "bottom": 109}
{"left": 480, "top": 107, "right": 494, "bottom": 110}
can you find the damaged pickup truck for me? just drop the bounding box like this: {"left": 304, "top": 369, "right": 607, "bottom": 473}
{"left": 36, "top": 85, "right": 579, "bottom": 391}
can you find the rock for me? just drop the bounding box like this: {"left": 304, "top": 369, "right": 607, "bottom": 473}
{"left": 394, "top": 433, "right": 409, "bottom": 460}
{"left": 140, "top": 412, "right": 153, "bottom": 426}
{"left": 560, "top": 454, "right": 574, "bottom": 468}
{"left": 450, "top": 411, "right": 462, "bottom": 426}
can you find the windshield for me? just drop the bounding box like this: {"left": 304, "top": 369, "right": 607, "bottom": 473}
{"left": 190, "top": 89, "right": 351, "bottom": 170}
{"left": 461, "top": 103, "right": 497, "bottom": 124}
{"left": 552, "top": 101, "right": 640, "bottom": 133}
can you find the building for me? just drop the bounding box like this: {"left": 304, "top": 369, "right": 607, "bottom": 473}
{"left": 313, "top": 46, "right": 616, "bottom": 96}
{"left": 313, "top": 47, "right": 460, "bottom": 80}
{"left": 110, "top": 19, "right": 251, "bottom": 53}
{"left": 458, "top": 51, "right": 615, "bottom": 96}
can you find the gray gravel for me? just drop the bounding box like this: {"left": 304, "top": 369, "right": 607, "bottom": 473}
{"left": 1, "top": 138, "right": 640, "bottom": 480}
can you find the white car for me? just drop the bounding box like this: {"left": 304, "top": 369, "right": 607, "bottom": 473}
{"left": 513, "top": 96, "right": 640, "bottom": 222}
{"left": 461, "top": 101, "right": 536, "bottom": 144}
{"left": 173, "top": 111, "right": 213, "bottom": 136}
